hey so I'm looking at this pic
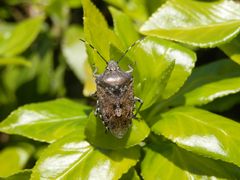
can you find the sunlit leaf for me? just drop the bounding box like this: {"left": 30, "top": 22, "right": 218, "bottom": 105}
{"left": 85, "top": 112, "right": 150, "bottom": 150}
{"left": 0, "top": 99, "right": 91, "bottom": 143}
{"left": 164, "top": 59, "right": 240, "bottom": 107}
{"left": 131, "top": 37, "right": 196, "bottom": 110}
{"left": 140, "top": 0, "right": 240, "bottom": 47}
{"left": 152, "top": 106, "right": 240, "bottom": 167}
{"left": 141, "top": 136, "right": 240, "bottom": 179}
{"left": 0, "top": 145, "right": 33, "bottom": 177}
{"left": 184, "top": 77, "right": 240, "bottom": 106}
{"left": 31, "top": 134, "right": 140, "bottom": 179}
{"left": 0, "top": 16, "right": 44, "bottom": 56}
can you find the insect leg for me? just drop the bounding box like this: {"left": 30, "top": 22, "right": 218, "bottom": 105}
{"left": 134, "top": 97, "right": 143, "bottom": 118}
{"left": 126, "top": 64, "right": 133, "bottom": 74}
{"left": 92, "top": 65, "right": 99, "bottom": 78}
{"left": 94, "top": 100, "right": 100, "bottom": 116}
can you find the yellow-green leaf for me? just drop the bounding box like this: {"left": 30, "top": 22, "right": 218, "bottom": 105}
{"left": 31, "top": 134, "right": 140, "bottom": 179}
{"left": 0, "top": 16, "right": 44, "bottom": 56}
{"left": 0, "top": 99, "right": 91, "bottom": 143}
{"left": 140, "top": 0, "right": 240, "bottom": 47}
{"left": 152, "top": 106, "right": 240, "bottom": 167}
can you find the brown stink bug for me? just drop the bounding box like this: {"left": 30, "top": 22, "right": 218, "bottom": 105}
{"left": 80, "top": 39, "right": 143, "bottom": 138}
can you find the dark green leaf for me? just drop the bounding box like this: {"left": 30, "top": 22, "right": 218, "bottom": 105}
{"left": 85, "top": 112, "right": 150, "bottom": 150}
{"left": 31, "top": 134, "right": 140, "bottom": 179}
{"left": 0, "top": 99, "right": 91, "bottom": 143}
{"left": 120, "top": 168, "right": 140, "bottom": 180}
{"left": 202, "top": 93, "right": 240, "bottom": 112}
{"left": 152, "top": 106, "right": 240, "bottom": 167}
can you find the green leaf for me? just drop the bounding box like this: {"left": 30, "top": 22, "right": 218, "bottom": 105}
{"left": 0, "top": 145, "right": 33, "bottom": 177}
{"left": 152, "top": 106, "right": 240, "bottom": 167}
{"left": 141, "top": 137, "right": 240, "bottom": 180}
{"left": 219, "top": 36, "right": 240, "bottom": 65}
{"left": 131, "top": 37, "right": 196, "bottom": 109}
{"left": 0, "top": 99, "right": 91, "bottom": 143}
{"left": 109, "top": 7, "right": 139, "bottom": 48}
{"left": 0, "top": 16, "right": 44, "bottom": 56}
{"left": 62, "top": 25, "right": 96, "bottom": 96}
{"left": 82, "top": 0, "right": 122, "bottom": 72}
{"left": 85, "top": 112, "right": 150, "bottom": 150}
{"left": 0, "top": 57, "right": 31, "bottom": 66}
{"left": 31, "top": 134, "right": 140, "bottom": 179}
{"left": 140, "top": 0, "right": 240, "bottom": 47}
{"left": 184, "top": 77, "right": 240, "bottom": 106}
{"left": 1, "top": 170, "right": 31, "bottom": 180}
{"left": 165, "top": 59, "right": 240, "bottom": 107}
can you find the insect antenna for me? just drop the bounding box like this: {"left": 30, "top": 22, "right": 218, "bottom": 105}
{"left": 80, "top": 39, "right": 108, "bottom": 64}
{"left": 117, "top": 37, "right": 145, "bottom": 64}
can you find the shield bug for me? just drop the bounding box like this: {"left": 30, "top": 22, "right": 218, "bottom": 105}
{"left": 80, "top": 39, "right": 143, "bottom": 138}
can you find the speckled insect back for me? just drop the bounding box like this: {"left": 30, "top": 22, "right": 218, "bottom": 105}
{"left": 80, "top": 39, "right": 143, "bottom": 138}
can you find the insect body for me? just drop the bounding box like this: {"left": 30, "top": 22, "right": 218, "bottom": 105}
{"left": 80, "top": 39, "right": 143, "bottom": 138}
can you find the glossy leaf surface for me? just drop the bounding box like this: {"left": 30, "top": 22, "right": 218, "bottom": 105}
{"left": 165, "top": 59, "right": 240, "bottom": 107}
{"left": 85, "top": 112, "right": 150, "bottom": 150}
{"left": 152, "top": 106, "right": 240, "bottom": 167}
{"left": 131, "top": 37, "right": 196, "bottom": 109}
{"left": 140, "top": 0, "right": 240, "bottom": 47}
{"left": 0, "top": 16, "right": 43, "bottom": 56}
{"left": 185, "top": 77, "right": 240, "bottom": 106}
{"left": 0, "top": 145, "right": 33, "bottom": 177}
{"left": 31, "top": 134, "right": 140, "bottom": 179}
{"left": 141, "top": 137, "right": 240, "bottom": 180}
{"left": 0, "top": 99, "right": 91, "bottom": 143}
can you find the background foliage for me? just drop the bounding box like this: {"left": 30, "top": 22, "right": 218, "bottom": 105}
{"left": 0, "top": 0, "right": 240, "bottom": 179}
